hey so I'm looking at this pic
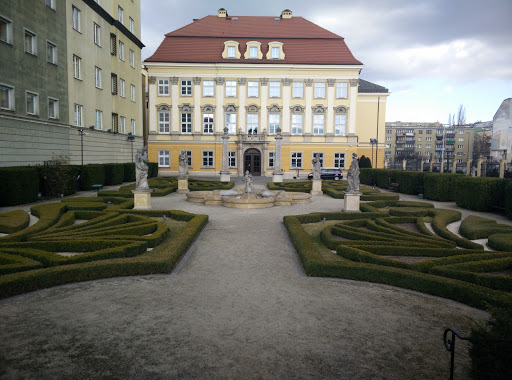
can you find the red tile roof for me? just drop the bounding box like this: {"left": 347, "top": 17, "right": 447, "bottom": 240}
{"left": 146, "top": 15, "right": 362, "bottom": 65}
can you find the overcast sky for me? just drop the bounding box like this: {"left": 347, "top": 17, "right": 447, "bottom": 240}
{"left": 141, "top": 0, "right": 512, "bottom": 123}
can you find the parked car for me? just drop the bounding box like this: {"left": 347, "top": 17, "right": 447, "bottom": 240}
{"left": 308, "top": 168, "right": 343, "bottom": 180}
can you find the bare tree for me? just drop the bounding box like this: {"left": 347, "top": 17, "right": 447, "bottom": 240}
{"left": 474, "top": 133, "right": 491, "bottom": 159}
{"left": 456, "top": 104, "right": 466, "bottom": 126}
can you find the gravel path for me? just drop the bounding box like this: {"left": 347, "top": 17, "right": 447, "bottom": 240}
{"left": 0, "top": 179, "right": 491, "bottom": 379}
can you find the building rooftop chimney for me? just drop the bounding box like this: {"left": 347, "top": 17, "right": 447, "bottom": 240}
{"left": 218, "top": 8, "right": 228, "bottom": 18}
{"left": 281, "top": 9, "right": 292, "bottom": 19}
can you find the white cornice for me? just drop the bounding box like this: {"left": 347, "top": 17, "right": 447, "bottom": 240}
{"left": 144, "top": 62, "right": 364, "bottom": 72}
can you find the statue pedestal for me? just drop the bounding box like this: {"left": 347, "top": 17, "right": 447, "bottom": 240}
{"left": 177, "top": 178, "right": 189, "bottom": 193}
{"left": 272, "top": 172, "right": 284, "bottom": 183}
{"left": 132, "top": 189, "right": 154, "bottom": 210}
{"left": 219, "top": 171, "right": 231, "bottom": 182}
{"left": 310, "top": 179, "right": 323, "bottom": 195}
{"left": 343, "top": 192, "right": 362, "bottom": 212}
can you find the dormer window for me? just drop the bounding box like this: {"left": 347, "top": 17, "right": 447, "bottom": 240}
{"left": 250, "top": 47, "right": 258, "bottom": 58}
{"left": 222, "top": 41, "right": 240, "bottom": 59}
{"left": 266, "top": 41, "right": 284, "bottom": 60}
{"left": 244, "top": 41, "right": 262, "bottom": 60}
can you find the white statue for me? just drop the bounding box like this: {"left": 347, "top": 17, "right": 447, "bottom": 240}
{"left": 312, "top": 157, "right": 321, "bottom": 180}
{"left": 178, "top": 151, "right": 189, "bottom": 179}
{"left": 243, "top": 170, "right": 254, "bottom": 193}
{"left": 135, "top": 147, "right": 149, "bottom": 190}
{"left": 346, "top": 153, "right": 360, "bottom": 193}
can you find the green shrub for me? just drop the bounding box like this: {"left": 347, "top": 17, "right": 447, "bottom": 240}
{"left": 103, "top": 163, "right": 125, "bottom": 186}
{"left": 148, "top": 162, "right": 158, "bottom": 178}
{"left": 0, "top": 210, "right": 30, "bottom": 234}
{"left": 423, "top": 173, "right": 459, "bottom": 201}
{"left": 459, "top": 215, "right": 512, "bottom": 240}
{"left": 0, "top": 167, "right": 40, "bottom": 206}
{"left": 80, "top": 165, "right": 106, "bottom": 190}
{"left": 488, "top": 234, "right": 512, "bottom": 251}
{"left": 454, "top": 177, "right": 506, "bottom": 212}
{"left": 123, "top": 163, "right": 136, "bottom": 182}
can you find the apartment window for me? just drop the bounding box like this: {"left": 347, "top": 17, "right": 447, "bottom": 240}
{"left": 268, "top": 114, "right": 280, "bottom": 134}
{"left": 72, "top": 6, "right": 81, "bottom": 32}
{"left": 386, "top": 136, "right": 392, "bottom": 141}
{"left": 93, "top": 23, "right": 101, "bottom": 46}
{"left": 46, "top": 41, "right": 57, "bottom": 64}
{"left": 95, "top": 110, "right": 103, "bottom": 129}
{"left": 436, "top": 129, "right": 443, "bottom": 135}
{"left": 313, "top": 152, "right": 324, "bottom": 167}
{"left": 336, "top": 82, "right": 348, "bottom": 98}
{"left": 131, "top": 119, "right": 136, "bottom": 134}
{"left": 181, "top": 113, "right": 192, "bottom": 133}
{"left": 119, "top": 41, "right": 124, "bottom": 61}
{"left": 45, "top": 0, "right": 56, "bottom": 9}
{"left": 227, "top": 46, "right": 235, "bottom": 58}
{"left": 118, "top": 6, "right": 124, "bottom": 23}
{"left": 120, "top": 116, "right": 126, "bottom": 133}
{"left": 158, "top": 79, "right": 169, "bottom": 96}
{"left": 457, "top": 152, "right": 464, "bottom": 156}
{"left": 74, "top": 104, "right": 82, "bottom": 126}
{"left": 292, "top": 82, "right": 303, "bottom": 98}
{"left": 386, "top": 129, "right": 392, "bottom": 134}
{"left": 458, "top": 137, "right": 464, "bottom": 142}
{"left": 269, "top": 81, "right": 280, "bottom": 97}
{"left": 202, "top": 151, "right": 214, "bottom": 168}
{"left": 25, "top": 91, "right": 38, "bottom": 115}
{"left": 291, "top": 152, "right": 302, "bottom": 169}
{"left": 95, "top": 67, "right": 102, "bottom": 88}
{"left": 203, "top": 113, "right": 214, "bottom": 134}
{"left": 313, "top": 114, "right": 324, "bottom": 135}
{"left": 110, "top": 33, "right": 116, "bottom": 55}
{"left": 418, "top": 144, "right": 422, "bottom": 148}
{"left": 112, "top": 113, "right": 118, "bottom": 132}
{"left": 426, "top": 144, "right": 432, "bottom": 149}
{"left": 119, "top": 78, "right": 125, "bottom": 97}
{"left": 334, "top": 153, "right": 345, "bottom": 168}
{"left": 0, "top": 16, "right": 13, "bottom": 45}
{"left": 203, "top": 80, "right": 214, "bottom": 97}
{"left": 426, "top": 137, "right": 432, "bottom": 141}
{"left": 314, "top": 82, "right": 326, "bottom": 98}
{"left": 335, "top": 114, "right": 346, "bottom": 136}
{"left": 73, "top": 55, "right": 81, "bottom": 79}
{"left": 24, "top": 30, "right": 37, "bottom": 55}
{"left": 158, "top": 150, "right": 170, "bottom": 167}
{"left": 225, "top": 81, "right": 237, "bottom": 97}
{"left": 271, "top": 47, "right": 280, "bottom": 59}
{"left": 426, "top": 130, "right": 432, "bottom": 134}
{"left": 228, "top": 151, "right": 236, "bottom": 168}
{"left": 291, "top": 114, "right": 303, "bottom": 135}
{"left": 48, "top": 98, "right": 58, "bottom": 119}
{"left": 111, "top": 74, "right": 117, "bottom": 94}
{"left": 129, "top": 17, "right": 134, "bottom": 33}
{"left": 268, "top": 151, "right": 275, "bottom": 168}
{"left": 158, "top": 112, "right": 170, "bottom": 133}
{"left": 181, "top": 80, "right": 192, "bottom": 96}
{"left": 130, "top": 84, "right": 135, "bottom": 101}
{"left": 418, "top": 137, "right": 423, "bottom": 141}
{"left": 181, "top": 151, "right": 192, "bottom": 167}
{"left": 458, "top": 145, "right": 464, "bottom": 149}
{"left": 247, "top": 81, "right": 259, "bottom": 97}
{"left": 249, "top": 47, "right": 258, "bottom": 58}
{"left": 225, "top": 113, "right": 236, "bottom": 134}
{"left": 247, "top": 114, "right": 258, "bottom": 134}
{"left": 129, "top": 50, "right": 134, "bottom": 67}
{"left": 0, "top": 84, "right": 14, "bottom": 110}
{"left": 419, "top": 130, "right": 423, "bottom": 134}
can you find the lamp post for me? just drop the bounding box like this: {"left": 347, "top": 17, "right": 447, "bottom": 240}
{"left": 78, "top": 128, "right": 86, "bottom": 166}
{"left": 370, "top": 138, "right": 378, "bottom": 168}
{"left": 127, "top": 133, "right": 135, "bottom": 163}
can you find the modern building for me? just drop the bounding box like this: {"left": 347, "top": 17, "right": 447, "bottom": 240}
{"left": 144, "top": 9, "right": 389, "bottom": 178}
{"left": 0, "top": 0, "right": 145, "bottom": 167}
{"left": 384, "top": 121, "right": 475, "bottom": 172}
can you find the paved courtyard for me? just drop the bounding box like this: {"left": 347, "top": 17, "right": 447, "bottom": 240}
{"left": 0, "top": 177, "right": 494, "bottom": 379}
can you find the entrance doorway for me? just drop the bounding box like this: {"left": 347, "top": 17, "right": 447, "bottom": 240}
{"left": 244, "top": 148, "right": 261, "bottom": 176}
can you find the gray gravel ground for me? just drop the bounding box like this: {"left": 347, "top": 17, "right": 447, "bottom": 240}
{"left": 0, "top": 178, "right": 492, "bottom": 379}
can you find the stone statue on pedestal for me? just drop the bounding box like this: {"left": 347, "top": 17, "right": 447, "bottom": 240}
{"left": 346, "top": 153, "right": 360, "bottom": 193}
{"left": 135, "top": 146, "right": 149, "bottom": 190}
{"left": 178, "top": 151, "right": 189, "bottom": 179}
{"left": 312, "top": 157, "right": 321, "bottom": 180}
{"left": 243, "top": 170, "right": 254, "bottom": 193}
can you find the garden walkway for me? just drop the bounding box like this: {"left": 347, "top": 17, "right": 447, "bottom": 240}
{"left": 0, "top": 178, "right": 495, "bottom": 379}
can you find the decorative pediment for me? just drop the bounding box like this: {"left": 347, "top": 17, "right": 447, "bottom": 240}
{"left": 246, "top": 104, "right": 260, "bottom": 113}
{"left": 156, "top": 104, "right": 171, "bottom": 111}
{"left": 223, "top": 104, "right": 238, "bottom": 112}
{"left": 312, "top": 104, "right": 326, "bottom": 113}
{"left": 267, "top": 104, "right": 282, "bottom": 113}
{"left": 179, "top": 103, "right": 193, "bottom": 112}
{"left": 201, "top": 104, "right": 216, "bottom": 112}
{"left": 335, "top": 106, "right": 348, "bottom": 114}
{"left": 290, "top": 105, "right": 304, "bottom": 113}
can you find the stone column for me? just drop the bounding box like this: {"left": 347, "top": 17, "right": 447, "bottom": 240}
{"left": 326, "top": 79, "right": 335, "bottom": 136}
{"left": 238, "top": 78, "right": 246, "bottom": 133}
{"left": 429, "top": 161, "right": 434, "bottom": 172}
{"left": 440, "top": 160, "right": 445, "bottom": 173}
{"left": 348, "top": 79, "right": 358, "bottom": 135}
{"left": 282, "top": 78, "right": 291, "bottom": 134}
{"left": 420, "top": 159, "right": 425, "bottom": 172}
{"left": 466, "top": 159, "right": 472, "bottom": 176}
{"left": 171, "top": 77, "right": 179, "bottom": 134}
{"left": 499, "top": 159, "right": 506, "bottom": 178}
{"left": 304, "top": 79, "right": 313, "bottom": 135}
{"left": 193, "top": 77, "right": 201, "bottom": 134}
{"left": 220, "top": 127, "right": 231, "bottom": 182}
{"left": 452, "top": 161, "right": 457, "bottom": 173}
{"left": 260, "top": 78, "right": 268, "bottom": 133}
{"left": 476, "top": 158, "right": 483, "bottom": 177}
{"left": 273, "top": 127, "right": 284, "bottom": 182}
{"left": 148, "top": 76, "right": 157, "bottom": 133}
{"left": 402, "top": 159, "right": 407, "bottom": 171}
{"left": 215, "top": 77, "right": 224, "bottom": 133}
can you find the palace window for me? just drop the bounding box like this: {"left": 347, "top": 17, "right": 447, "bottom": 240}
{"left": 203, "top": 80, "right": 214, "bottom": 97}
{"left": 334, "top": 153, "right": 345, "bottom": 168}
{"left": 292, "top": 82, "right": 303, "bottom": 98}
{"left": 336, "top": 82, "right": 348, "bottom": 98}
{"left": 249, "top": 47, "right": 258, "bottom": 58}
{"left": 314, "top": 82, "right": 326, "bottom": 98}
{"left": 202, "top": 151, "right": 214, "bottom": 168}
{"left": 268, "top": 151, "right": 275, "bottom": 168}
{"left": 269, "top": 81, "right": 280, "bottom": 97}
{"left": 203, "top": 113, "right": 214, "bottom": 134}
{"left": 227, "top": 46, "right": 235, "bottom": 58}
{"left": 158, "top": 112, "right": 170, "bottom": 133}
{"left": 268, "top": 113, "right": 280, "bottom": 134}
{"left": 335, "top": 114, "right": 346, "bottom": 136}
{"left": 313, "top": 152, "right": 324, "bottom": 167}
{"left": 158, "top": 150, "right": 169, "bottom": 167}
{"left": 248, "top": 81, "right": 259, "bottom": 97}
{"left": 228, "top": 151, "right": 236, "bottom": 168}
{"left": 291, "top": 152, "right": 302, "bottom": 169}
{"left": 158, "top": 79, "right": 169, "bottom": 96}
{"left": 247, "top": 114, "right": 258, "bottom": 134}
{"left": 225, "top": 113, "right": 236, "bottom": 134}
{"left": 181, "top": 150, "right": 192, "bottom": 167}
{"left": 225, "top": 80, "right": 237, "bottom": 97}
{"left": 313, "top": 114, "right": 324, "bottom": 135}
{"left": 181, "top": 113, "right": 192, "bottom": 133}
{"left": 271, "top": 47, "right": 280, "bottom": 59}
{"left": 266, "top": 41, "right": 284, "bottom": 60}
{"left": 291, "top": 114, "right": 303, "bottom": 135}
{"left": 181, "top": 80, "right": 192, "bottom": 96}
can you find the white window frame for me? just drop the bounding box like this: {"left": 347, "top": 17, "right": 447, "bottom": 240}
{"left": 158, "top": 150, "right": 170, "bottom": 168}
{"left": 130, "top": 84, "right": 135, "bottom": 101}
{"left": 268, "top": 113, "right": 280, "bottom": 135}
{"left": 0, "top": 15, "right": 13, "bottom": 45}
{"left": 120, "top": 116, "right": 126, "bottom": 133}
{"left": 131, "top": 119, "right": 136, "bottom": 134}
{"left": 458, "top": 145, "right": 464, "bottom": 149}
{"left": 181, "top": 113, "right": 192, "bottom": 134}
{"left": 227, "top": 46, "right": 235, "bottom": 58}
{"left": 46, "top": 40, "right": 57, "bottom": 64}
{"left": 0, "top": 84, "right": 15, "bottom": 111}
{"left": 95, "top": 66, "right": 102, "bottom": 88}
{"left": 74, "top": 104, "right": 83, "bottom": 126}
{"left": 93, "top": 22, "right": 101, "bottom": 46}
{"left": 45, "top": 0, "right": 56, "bottom": 9}
{"left": 225, "top": 80, "right": 237, "bottom": 97}
{"left": 247, "top": 81, "right": 259, "bottom": 97}
{"left": 48, "top": 97, "right": 58, "bottom": 119}
{"left": 314, "top": 82, "right": 326, "bottom": 98}
{"left": 291, "top": 152, "right": 303, "bottom": 169}
{"left": 334, "top": 153, "right": 345, "bottom": 169}
{"left": 129, "top": 17, "right": 134, "bottom": 33}
{"left": 158, "top": 79, "right": 169, "bottom": 96}
{"left": 271, "top": 47, "right": 280, "bottom": 59}
{"left": 181, "top": 80, "right": 192, "bottom": 96}
{"left": 269, "top": 81, "right": 281, "bottom": 98}
{"left": 119, "top": 78, "right": 125, "bottom": 97}
{"left": 228, "top": 151, "right": 236, "bottom": 168}
{"left": 73, "top": 55, "right": 81, "bottom": 79}
{"left": 202, "top": 150, "right": 214, "bottom": 168}
{"left": 203, "top": 113, "right": 214, "bottom": 134}
{"left": 292, "top": 81, "right": 303, "bottom": 98}
{"left": 249, "top": 46, "right": 258, "bottom": 58}
{"left": 313, "top": 152, "right": 324, "bottom": 168}
{"left": 95, "top": 109, "right": 103, "bottom": 130}
{"left": 129, "top": 49, "right": 135, "bottom": 68}
{"left": 25, "top": 91, "right": 39, "bottom": 116}
{"left": 72, "top": 6, "right": 81, "bottom": 32}
{"left": 247, "top": 114, "right": 258, "bottom": 134}
{"left": 336, "top": 82, "right": 348, "bottom": 98}
{"left": 313, "top": 114, "right": 325, "bottom": 135}
{"left": 24, "top": 29, "right": 37, "bottom": 55}
{"left": 158, "top": 112, "right": 170, "bottom": 133}
{"left": 202, "top": 80, "right": 214, "bottom": 97}
{"left": 119, "top": 40, "right": 124, "bottom": 61}
{"left": 225, "top": 113, "right": 237, "bottom": 134}
{"left": 291, "top": 114, "right": 303, "bottom": 135}
{"left": 118, "top": 6, "right": 124, "bottom": 23}
{"left": 268, "top": 151, "right": 275, "bottom": 168}
{"left": 335, "top": 114, "right": 346, "bottom": 136}
{"left": 180, "top": 150, "right": 192, "bottom": 167}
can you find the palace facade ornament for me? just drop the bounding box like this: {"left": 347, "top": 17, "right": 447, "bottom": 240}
{"left": 349, "top": 79, "right": 359, "bottom": 86}
{"left": 238, "top": 78, "right": 247, "bottom": 85}
{"left": 327, "top": 78, "right": 336, "bottom": 87}
{"left": 282, "top": 78, "right": 292, "bottom": 86}
{"left": 305, "top": 78, "right": 313, "bottom": 87}
{"left": 215, "top": 77, "right": 225, "bottom": 85}
{"left": 148, "top": 76, "right": 156, "bottom": 84}
{"left": 171, "top": 76, "right": 179, "bottom": 85}
{"left": 201, "top": 104, "right": 216, "bottom": 112}
{"left": 193, "top": 77, "right": 202, "bottom": 85}
{"left": 260, "top": 78, "right": 269, "bottom": 85}
{"left": 178, "top": 103, "right": 194, "bottom": 112}
{"left": 156, "top": 104, "right": 171, "bottom": 111}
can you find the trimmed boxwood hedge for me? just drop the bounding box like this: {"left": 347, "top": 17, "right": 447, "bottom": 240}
{"left": 0, "top": 210, "right": 30, "bottom": 234}
{"left": 103, "top": 163, "right": 125, "bottom": 186}
{"left": 0, "top": 167, "right": 40, "bottom": 206}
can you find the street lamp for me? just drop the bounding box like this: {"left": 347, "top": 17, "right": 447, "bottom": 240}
{"left": 78, "top": 128, "right": 89, "bottom": 167}
{"left": 370, "top": 138, "right": 378, "bottom": 168}
{"left": 127, "top": 133, "right": 135, "bottom": 163}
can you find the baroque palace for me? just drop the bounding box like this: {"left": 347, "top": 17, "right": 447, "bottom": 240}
{"left": 144, "top": 9, "right": 389, "bottom": 178}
